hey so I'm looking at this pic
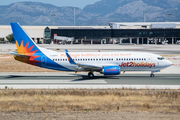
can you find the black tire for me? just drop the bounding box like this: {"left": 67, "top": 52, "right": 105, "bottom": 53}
{"left": 88, "top": 72, "right": 94, "bottom": 78}
{"left": 150, "top": 74, "right": 154, "bottom": 77}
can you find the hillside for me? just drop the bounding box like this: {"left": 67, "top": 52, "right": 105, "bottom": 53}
{"left": 0, "top": 2, "right": 91, "bottom": 26}
{"left": 0, "top": 0, "right": 180, "bottom": 26}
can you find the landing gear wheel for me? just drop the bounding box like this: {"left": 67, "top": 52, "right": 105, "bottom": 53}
{"left": 150, "top": 74, "right": 154, "bottom": 77}
{"left": 88, "top": 72, "right": 94, "bottom": 78}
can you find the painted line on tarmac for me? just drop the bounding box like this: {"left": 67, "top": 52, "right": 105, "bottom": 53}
{"left": 168, "top": 60, "right": 180, "bottom": 65}
{"left": 162, "top": 55, "right": 180, "bottom": 57}
{"left": 0, "top": 80, "right": 107, "bottom": 84}
{"left": 167, "top": 58, "right": 180, "bottom": 60}
{"left": 0, "top": 85, "right": 179, "bottom": 89}
{"left": 172, "top": 64, "right": 180, "bottom": 66}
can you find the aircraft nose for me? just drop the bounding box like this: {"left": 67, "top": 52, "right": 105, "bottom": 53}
{"left": 166, "top": 60, "right": 172, "bottom": 67}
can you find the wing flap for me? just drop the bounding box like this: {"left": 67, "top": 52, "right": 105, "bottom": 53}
{"left": 77, "top": 63, "right": 102, "bottom": 70}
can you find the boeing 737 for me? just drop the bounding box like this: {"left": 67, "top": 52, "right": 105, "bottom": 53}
{"left": 10, "top": 22, "right": 172, "bottom": 78}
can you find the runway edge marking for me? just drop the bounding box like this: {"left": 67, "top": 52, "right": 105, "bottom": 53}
{"left": 0, "top": 85, "right": 180, "bottom": 89}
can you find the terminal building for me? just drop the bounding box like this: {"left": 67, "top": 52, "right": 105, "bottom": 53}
{"left": 1, "top": 22, "right": 180, "bottom": 44}
{"left": 50, "top": 22, "right": 180, "bottom": 44}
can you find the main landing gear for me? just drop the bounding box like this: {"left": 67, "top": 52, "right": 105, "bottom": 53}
{"left": 150, "top": 74, "right": 154, "bottom": 77}
{"left": 88, "top": 72, "right": 94, "bottom": 78}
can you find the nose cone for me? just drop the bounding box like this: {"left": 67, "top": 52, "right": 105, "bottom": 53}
{"left": 166, "top": 60, "right": 172, "bottom": 67}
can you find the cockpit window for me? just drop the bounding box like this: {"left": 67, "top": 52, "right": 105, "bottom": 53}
{"left": 158, "top": 57, "right": 165, "bottom": 60}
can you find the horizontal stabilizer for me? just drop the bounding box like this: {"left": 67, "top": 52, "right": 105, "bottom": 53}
{"left": 10, "top": 51, "right": 30, "bottom": 57}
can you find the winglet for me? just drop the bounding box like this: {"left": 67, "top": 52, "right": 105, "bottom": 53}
{"left": 65, "top": 49, "right": 76, "bottom": 65}
{"left": 65, "top": 49, "right": 69, "bottom": 52}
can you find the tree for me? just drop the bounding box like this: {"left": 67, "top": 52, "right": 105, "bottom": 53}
{"left": 6, "top": 33, "right": 15, "bottom": 43}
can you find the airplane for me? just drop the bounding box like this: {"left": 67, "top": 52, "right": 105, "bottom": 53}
{"left": 10, "top": 22, "right": 172, "bottom": 78}
{"left": 54, "top": 35, "right": 74, "bottom": 45}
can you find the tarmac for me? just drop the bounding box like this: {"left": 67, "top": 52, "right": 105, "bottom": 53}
{"left": 0, "top": 44, "right": 180, "bottom": 54}
{"left": 0, "top": 44, "right": 180, "bottom": 89}
{"left": 0, "top": 72, "right": 180, "bottom": 89}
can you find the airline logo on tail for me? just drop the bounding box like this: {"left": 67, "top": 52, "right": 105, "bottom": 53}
{"left": 11, "top": 22, "right": 41, "bottom": 66}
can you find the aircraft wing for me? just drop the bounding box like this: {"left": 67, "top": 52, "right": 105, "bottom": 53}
{"left": 65, "top": 49, "right": 117, "bottom": 71}
{"left": 76, "top": 63, "right": 102, "bottom": 70}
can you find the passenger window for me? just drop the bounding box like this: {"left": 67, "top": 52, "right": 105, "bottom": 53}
{"left": 134, "top": 58, "right": 136, "bottom": 60}
{"left": 139, "top": 58, "right": 141, "bottom": 60}
{"left": 144, "top": 58, "right": 146, "bottom": 60}
{"left": 88, "top": 59, "right": 90, "bottom": 61}
{"left": 96, "top": 59, "right": 98, "bottom": 61}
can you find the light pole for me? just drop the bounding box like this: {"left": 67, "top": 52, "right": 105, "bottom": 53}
{"left": 168, "top": 14, "right": 172, "bottom": 22}
{"left": 143, "top": 11, "right": 146, "bottom": 22}
{"left": 74, "top": 8, "right": 76, "bottom": 26}
{"left": 51, "top": 14, "right": 56, "bottom": 26}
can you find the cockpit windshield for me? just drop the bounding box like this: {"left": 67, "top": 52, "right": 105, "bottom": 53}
{"left": 158, "top": 57, "right": 165, "bottom": 60}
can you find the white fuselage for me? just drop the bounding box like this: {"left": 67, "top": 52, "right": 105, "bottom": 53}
{"left": 43, "top": 50, "right": 172, "bottom": 72}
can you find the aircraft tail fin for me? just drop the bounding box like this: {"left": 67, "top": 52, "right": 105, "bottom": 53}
{"left": 10, "top": 22, "right": 42, "bottom": 55}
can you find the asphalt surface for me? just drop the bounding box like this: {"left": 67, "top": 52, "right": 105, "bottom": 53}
{"left": 1, "top": 44, "right": 180, "bottom": 89}
{"left": 1, "top": 44, "right": 180, "bottom": 54}
{"left": 0, "top": 73, "right": 180, "bottom": 86}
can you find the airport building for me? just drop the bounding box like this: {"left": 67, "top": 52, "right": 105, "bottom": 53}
{"left": 1, "top": 22, "right": 180, "bottom": 44}
{"left": 0, "top": 25, "right": 57, "bottom": 44}
{"left": 50, "top": 22, "right": 180, "bottom": 44}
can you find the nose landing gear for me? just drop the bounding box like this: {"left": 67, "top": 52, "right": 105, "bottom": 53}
{"left": 150, "top": 71, "right": 154, "bottom": 77}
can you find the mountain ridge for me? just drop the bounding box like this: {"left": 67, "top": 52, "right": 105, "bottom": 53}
{"left": 0, "top": 1, "right": 180, "bottom": 26}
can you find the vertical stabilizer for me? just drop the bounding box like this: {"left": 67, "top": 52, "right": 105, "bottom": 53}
{"left": 10, "top": 22, "right": 41, "bottom": 55}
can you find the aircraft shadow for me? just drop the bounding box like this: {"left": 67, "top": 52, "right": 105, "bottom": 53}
{"left": 71, "top": 74, "right": 120, "bottom": 81}
{"left": 4, "top": 74, "right": 120, "bottom": 81}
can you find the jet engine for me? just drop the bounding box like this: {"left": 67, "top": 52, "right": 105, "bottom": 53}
{"left": 101, "top": 66, "right": 120, "bottom": 75}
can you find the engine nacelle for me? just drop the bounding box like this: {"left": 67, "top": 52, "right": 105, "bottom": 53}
{"left": 101, "top": 66, "right": 121, "bottom": 75}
